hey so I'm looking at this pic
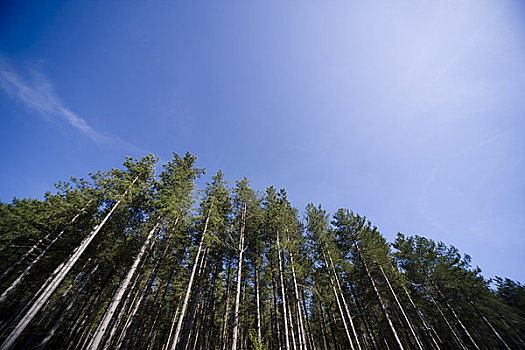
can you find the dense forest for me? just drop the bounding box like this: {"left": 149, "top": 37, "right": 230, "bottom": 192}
{"left": 0, "top": 153, "right": 523, "bottom": 350}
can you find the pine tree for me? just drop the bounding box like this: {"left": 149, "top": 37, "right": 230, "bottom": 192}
{"left": 0, "top": 151, "right": 523, "bottom": 350}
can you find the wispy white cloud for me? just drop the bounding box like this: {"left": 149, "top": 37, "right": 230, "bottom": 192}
{"left": 0, "top": 58, "right": 141, "bottom": 151}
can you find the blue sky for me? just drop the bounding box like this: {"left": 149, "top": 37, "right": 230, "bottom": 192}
{"left": 1, "top": 1, "right": 524, "bottom": 282}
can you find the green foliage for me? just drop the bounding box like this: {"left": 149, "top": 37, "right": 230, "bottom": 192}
{"left": 0, "top": 152, "right": 522, "bottom": 350}
{"left": 248, "top": 329, "right": 266, "bottom": 350}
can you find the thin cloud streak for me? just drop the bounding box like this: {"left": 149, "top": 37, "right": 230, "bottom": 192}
{"left": 0, "top": 58, "right": 140, "bottom": 151}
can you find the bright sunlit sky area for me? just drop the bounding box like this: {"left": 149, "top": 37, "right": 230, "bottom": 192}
{"left": 1, "top": 1, "right": 524, "bottom": 282}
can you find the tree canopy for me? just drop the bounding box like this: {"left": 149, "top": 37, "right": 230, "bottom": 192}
{"left": 0, "top": 152, "right": 522, "bottom": 350}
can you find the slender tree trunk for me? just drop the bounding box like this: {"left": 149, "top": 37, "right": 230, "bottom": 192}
{"left": 103, "top": 232, "right": 157, "bottom": 349}
{"left": 463, "top": 293, "right": 510, "bottom": 350}
{"left": 289, "top": 251, "right": 308, "bottom": 350}
{"left": 221, "top": 260, "right": 233, "bottom": 350}
{"left": 88, "top": 219, "right": 160, "bottom": 350}
{"left": 316, "top": 300, "right": 330, "bottom": 350}
{"left": 133, "top": 246, "right": 180, "bottom": 349}
{"left": 427, "top": 276, "right": 480, "bottom": 350}
{"left": 378, "top": 264, "right": 423, "bottom": 350}
{"left": 181, "top": 246, "right": 209, "bottom": 350}
{"left": 0, "top": 199, "right": 96, "bottom": 304}
{"left": 322, "top": 250, "right": 355, "bottom": 350}
{"left": 370, "top": 308, "right": 390, "bottom": 350}
{"left": 203, "top": 260, "right": 220, "bottom": 350}
{"left": 301, "top": 289, "right": 316, "bottom": 350}
{"left": 288, "top": 296, "right": 298, "bottom": 350}
{"left": 103, "top": 260, "right": 146, "bottom": 349}
{"left": 116, "top": 254, "right": 159, "bottom": 349}
{"left": 63, "top": 212, "right": 137, "bottom": 349}
{"left": 254, "top": 265, "right": 262, "bottom": 345}
{"left": 0, "top": 198, "right": 94, "bottom": 286}
{"left": 271, "top": 260, "right": 282, "bottom": 350}
{"left": 326, "top": 303, "right": 341, "bottom": 350}
{"left": 405, "top": 290, "right": 441, "bottom": 350}
{"left": 391, "top": 262, "right": 440, "bottom": 350}
{"left": 0, "top": 176, "right": 138, "bottom": 350}
{"left": 240, "top": 277, "right": 247, "bottom": 350}
{"left": 145, "top": 268, "right": 177, "bottom": 348}
{"left": 277, "top": 231, "right": 291, "bottom": 350}
{"left": 189, "top": 292, "right": 205, "bottom": 350}
{"left": 63, "top": 268, "right": 114, "bottom": 349}
{"left": 349, "top": 283, "right": 379, "bottom": 350}
{"left": 21, "top": 255, "right": 91, "bottom": 349}
{"left": 497, "top": 311, "right": 525, "bottom": 347}
{"left": 164, "top": 297, "right": 183, "bottom": 350}
{"left": 471, "top": 323, "right": 494, "bottom": 349}
{"left": 231, "top": 202, "right": 246, "bottom": 350}
{"left": 170, "top": 201, "right": 213, "bottom": 350}
{"left": 37, "top": 237, "right": 116, "bottom": 349}
{"left": 118, "top": 218, "right": 179, "bottom": 350}
{"left": 426, "top": 290, "right": 467, "bottom": 350}
{"left": 351, "top": 238, "right": 404, "bottom": 350}
{"left": 327, "top": 252, "right": 361, "bottom": 350}
{"left": 391, "top": 300, "right": 414, "bottom": 349}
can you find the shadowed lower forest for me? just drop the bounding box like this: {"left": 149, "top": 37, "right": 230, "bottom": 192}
{"left": 0, "top": 153, "right": 523, "bottom": 350}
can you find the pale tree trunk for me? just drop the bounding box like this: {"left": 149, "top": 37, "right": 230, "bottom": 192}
{"left": 405, "top": 288, "right": 441, "bottom": 350}
{"left": 378, "top": 264, "right": 423, "bottom": 350}
{"left": 164, "top": 297, "right": 183, "bottom": 350}
{"left": 270, "top": 261, "right": 282, "bottom": 350}
{"left": 160, "top": 248, "right": 190, "bottom": 349}
{"left": 326, "top": 304, "right": 341, "bottom": 350}
{"left": 103, "top": 233, "right": 156, "bottom": 349}
{"left": 0, "top": 198, "right": 94, "bottom": 286}
{"left": 189, "top": 302, "right": 203, "bottom": 350}
{"left": 497, "top": 311, "right": 525, "bottom": 348}
{"left": 322, "top": 250, "right": 356, "bottom": 350}
{"left": 88, "top": 219, "right": 160, "bottom": 350}
{"left": 287, "top": 296, "right": 298, "bottom": 350}
{"left": 64, "top": 270, "right": 113, "bottom": 349}
{"left": 201, "top": 261, "right": 220, "bottom": 350}
{"left": 426, "top": 290, "right": 467, "bottom": 350}
{"left": 181, "top": 246, "right": 209, "bottom": 350}
{"left": 187, "top": 284, "right": 205, "bottom": 350}
{"left": 0, "top": 176, "right": 138, "bottom": 350}
{"left": 464, "top": 293, "right": 510, "bottom": 350}
{"left": 145, "top": 268, "right": 177, "bottom": 348}
{"left": 349, "top": 282, "right": 379, "bottom": 350}
{"left": 391, "top": 300, "right": 413, "bottom": 349}
{"left": 254, "top": 265, "right": 262, "bottom": 344}
{"left": 277, "top": 230, "right": 291, "bottom": 350}
{"left": 390, "top": 263, "right": 440, "bottom": 350}
{"left": 231, "top": 202, "right": 246, "bottom": 350}
{"left": 300, "top": 289, "right": 317, "bottom": 350}
{"left": 0, "top": 199, "right": 95, "bottom": 303}
{"left": 289, "top": 251, "right": 307, "bottom": 350}
{"left": 351, "top": 239, "right": 404, "bottom": 350}
{"left": 37, "top": 278, "right": 85, "bottom": 348}
{"left": 117, "top": 217, "right": 179, "bottom": 350}
{"left": 316, "top": 300, "right": 330, "bottom": 350}
{"left": 327, "top": 252, "right": 361, "bottom": 350}
{"left": 77, "top": 324, "right": 94, "bottom": 350}
{"left": 21, "top": 254, "right": 91, "bottom": 349}
{"left": 170, "top": 201, "right": 213, "bottom": 350}
{"left": 427, "top": 276, "right": 480, "bottom": 350}
{"left": 37, "top": 237, "right": 117, "bottom": 349}
{"left": 221, "top": 261, "right": 233, "bottom": 350}
{"left": 115, "top": 252, "right": 158, "bottom": 349}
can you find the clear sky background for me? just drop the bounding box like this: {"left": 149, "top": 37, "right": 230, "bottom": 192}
{"left": 1, "top": 1, "right": 524, "bottom": 282}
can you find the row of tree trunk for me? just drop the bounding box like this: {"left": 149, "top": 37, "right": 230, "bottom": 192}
{"left": 0, "top": 154, "right": 521, "bottom": 350}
